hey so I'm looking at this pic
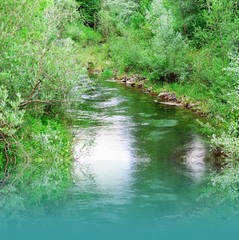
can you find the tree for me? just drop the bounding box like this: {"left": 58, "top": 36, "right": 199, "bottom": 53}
{"left": 201, "top": 0, "right": 239, "bottom": 57}
{"left": 146, "top": 0, "right": 189, "bottom": 82}
{"left": 166, "top": 0, "right": 205, "bottom": 39}
{"left": 0, "top": 0, "right": 85, "bottom": 175}
{"left": 76, "top": 0, "right": 101, "bottom": 28}
{"left": 99, "top": 0, "right": 139, "bottom": 36}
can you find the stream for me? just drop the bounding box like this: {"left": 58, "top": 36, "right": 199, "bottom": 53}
{"left": 63, "top": 78, "right": 214, "bottom": 227}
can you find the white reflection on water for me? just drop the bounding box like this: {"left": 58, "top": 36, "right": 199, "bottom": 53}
{"left": 73, "top": 114, "right": 135, "bottom": 204}
{"left": 97, "top": 97, "right": 126, "bottom": 108}
{"left": 185, "top": 137, "right": 206, "bottom": 181}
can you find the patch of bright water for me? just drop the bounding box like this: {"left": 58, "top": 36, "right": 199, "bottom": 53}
{"left": 67, "top": 79, "right": 215, "bottom": 227}
{"left": 2, "top": 79, "right": 236, "bottom": 239}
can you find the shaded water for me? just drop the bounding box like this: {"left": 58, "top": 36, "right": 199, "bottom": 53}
{"left": 65, "top": 79, "right": 214, "bottom": 227}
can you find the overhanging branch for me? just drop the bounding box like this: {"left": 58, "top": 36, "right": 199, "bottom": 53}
{"left": 19, "top": 99, "right": 79, "bottom": 109}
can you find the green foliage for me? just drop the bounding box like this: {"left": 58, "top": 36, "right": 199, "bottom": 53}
{"left": 104, "top": 0, "right": 190, "bottom": 82}
{"left": 0, "top": 116, "right": 73, "bottom": 220}
{"left": 76, "top": 0, "right": 239, "bottom": 207}
{"left": 101, "top": 69, "right": 114, "bottom": 79}
{"left": 0, "top": 0, "right": 91, "bottom": 208}
{"left": 194, "top": 0, "right": 239, "bottom": 54}
{"left": 99, "top": 0, "right": 140, "bottom": 37}
{"left": 227, "top": 53, "right": 239, "bottom": 78}
{"left": 102, "top": 0, "right": 139, "bottom": 24}
{"left": 0, "top": 0, "right": 82, "bottom": 127}
{"left": 130, "top": 12, "right": 146, "bottom": 29}
{"left": 15, "top": 116, "right": 73, "bottom": 203}
{"left": 145, "top": 0, "right": 190, "bottom": 82}
{"left": 108, "top": 32, "right": 149, "bottom": 73}
{"left": 165, "top": 0, "right": 205, "bottom": 41}
{"left": 0, "top": 87, "right": 25, "bottom": 137}
{"left": 0, "top": 0, "right": 81, "bottom": 109}
{"left": 76, "top": 0, "right": 100, "bottom": 28}
{"left": 64, "top": 22, "right": 103, "bottom": 46}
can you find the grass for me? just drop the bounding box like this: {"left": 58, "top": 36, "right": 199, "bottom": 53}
{"left": 0, "top": 114, "right": 74, "bottom": 222}
{"left": 77, "top": 43, "right": 110, "bottom": 69}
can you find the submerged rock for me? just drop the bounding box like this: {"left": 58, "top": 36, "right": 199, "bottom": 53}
{"left": 156, "top": 101, "right": 183, "bottom": 107}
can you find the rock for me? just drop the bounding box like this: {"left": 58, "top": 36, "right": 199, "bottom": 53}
{"left": 144, "top": 89, "right": 151, "bottom": 94}
{"left": 170, "top": 93, "right": 177, "bottom": 102}
{"left": 121, "top": 77, "right": 127, "bottom": 83}
{"left": 136, "top": 82, "right": 143, "bottom": 88}
{"left": 118, "top": 74, "right": 147, "bottom": 87}
{"left": 189, "top": 104, "right": 196, "bottom": 108}
{"left": 126, "top": 80, "right": 135, "bottom": 86}
{"left": 183, "top": 102, "right": 194, "bottom": 109}
{"left": 158, "top": 92, "right": 170, "bottom": 99}
{"left": 158, "top": 102, "right": 183, "bottom": 107}
{"left": 158, "top": 92, "right": 177, "bottom": 102}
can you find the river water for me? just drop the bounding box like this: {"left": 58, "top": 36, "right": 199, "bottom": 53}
{"left": 63, "top": 79, "right": 214, "bottom": 227}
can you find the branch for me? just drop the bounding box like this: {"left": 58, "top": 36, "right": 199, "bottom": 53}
{"left": 0, "top": 132, "right": 10, "bottom": 176}
{"left": 4, "top": 145, "right": 10, "bottom": 175}
{"left": 0, "top": 0, "right": 41, "bottom": 40}
{"left": 24, "top": 78, "right": 43, "bottom": 100}
{"left": 19, "top": 99, "right": 78, "bottom": 109}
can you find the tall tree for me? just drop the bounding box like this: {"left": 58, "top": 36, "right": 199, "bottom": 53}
{"left": 76, "top": 0, "right": 101, "bottom": 28}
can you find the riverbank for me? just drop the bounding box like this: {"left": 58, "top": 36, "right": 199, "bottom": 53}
{"left": 0, "top": 0, "right": 87, "bottom": 220}
{"left": 79, "top": 45, "right": 211, "bottom": 114}
{"left": 114, "top": 74, "right": 205, "bottom": 113}
{"left": 70, "top": 77, "right": 219, "bottom": 226}
{"left": 76, "top": 42, "right": 239, "bottom": 205}
{"left": 0, "top": 114, "right": 74, "bottom": 222}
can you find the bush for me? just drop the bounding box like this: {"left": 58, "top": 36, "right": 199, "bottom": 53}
{"left": 108, "top": 33, "right": 149, "bottom": 73}
{"left": 63, "top": 22, "right": 102, "bottom": 46}
{"left": 0, "top": 0, "right": 89, "bottom": 207}
{"left": 76, "top": 0, "right": 100, "bottom": 28}
{"left": 145, "top": 0, "right": 190, "bottom": 82}
{"left": 101, "top": 69, "right": 114, "bottom": 79}
{"left": 0, "top": 116, "right": 73, "bottom": 221}
{"left": 15, "top": 116, "right": 73, "bottom": 203}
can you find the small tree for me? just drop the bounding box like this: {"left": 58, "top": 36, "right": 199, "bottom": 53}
{"left": 146, "top": 0, "right": 189, "bottom": 82}
{"left": 0, "top": 0, "right": 86, "bottom": 178}
{"left": 76, "top": 0, "right": 101, "bottom": 28}
{"left": 99, "top": 0, "right": 139, "bottom": 36}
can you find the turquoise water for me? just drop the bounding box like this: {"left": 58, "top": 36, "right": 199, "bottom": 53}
{"left": 63, "top": 79, "right": 214, "bottom": 227}
{"left": 2, "top": 79, "right": 237, "bottom": 240}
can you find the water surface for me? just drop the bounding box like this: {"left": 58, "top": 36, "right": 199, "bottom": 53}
{"left": 67, "top": 79, "right": 213, "bottom": 227}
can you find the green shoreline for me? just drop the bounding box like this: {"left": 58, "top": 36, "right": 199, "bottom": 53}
{"left": 80, "top": 50, "right": 238, "bottom": 203}
{"left": 82, "top": 47, "right": 232, "bottom": 163}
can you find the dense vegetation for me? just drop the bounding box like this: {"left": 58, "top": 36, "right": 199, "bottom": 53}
{"left": 72, "top": 0, "right": 239, "bottom": 205}
{"left": 2, "top": 0, "right": 239, "bottom": 220}
{"left": 0, "top": 0, "right": 91, "bottom": 214}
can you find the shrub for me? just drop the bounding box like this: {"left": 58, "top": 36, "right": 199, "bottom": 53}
{"left": 0, "top": 0, "right": 89, "bottom": 205}
{"left": 108, "top": 31, "right": 149, "bottom": 73}
{"left": 63, "top": 22, "right": 102, "bottom": 46}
